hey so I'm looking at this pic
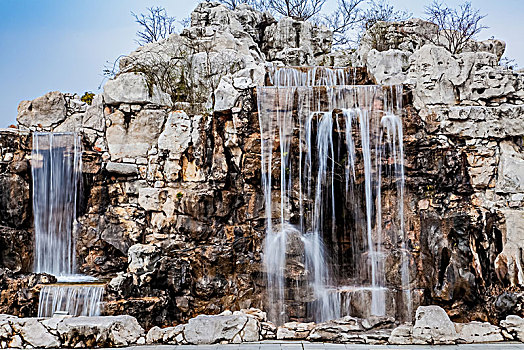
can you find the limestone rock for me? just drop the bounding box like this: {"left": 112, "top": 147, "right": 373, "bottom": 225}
{"left": 105, "top": 162, "right": 138, "bottom": 175}
{"left": 367, "top": 49, "right": 410, "bottom": 85}
{"left": 103, "top": 73, "right": 171, "bottom": 106}
{"left": 127, "top": 244, "right": 160, "bottom": 276}
{"left": 10, "top": 318, "right": 60, "bottom": 348}
{"left": 495, "top": 210, "right": 524, "bottom": 286}
{"left": 412, "top": 306, "right": 458, "bottom": 344}
{"left": 276, "top": 322, "right": 315, "bottom": 340}
{"left": 501, "top": 315, "right": 524, "bottom": 341}
{"left": 262, "top": 17, "right": 332, "bottom": 65}
{"left": 106, "top": 109, "right": 166, "bottom": 160}
{"left": 455, "top": 321, "right": 503, "bottom": 343}
{"left": 388, "top": 324, "right": 412, "bottom": 344}
{"left": 56, "top": 315, "right": 144, "bottom": 347}
{"left": 158, "top": 111, "right": 201, "bottom": 160}
{"left": 183, "top": 313, "right": 255, "bottom": 344}
{"left": 17, "top": 91, "right": 67, "bottom": 130}
{"left": 214, "top": 76, "right": 240, "bottom": 111}
{"left": 496, "top": 141, "right": 524, "bottom": 194}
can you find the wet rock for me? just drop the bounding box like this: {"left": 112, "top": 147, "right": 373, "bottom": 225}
{"left": 412, "top": 306, "right": 458, "bottom": 344}
{"left": 0, "top": 174, "right": 30, "bottom": 228}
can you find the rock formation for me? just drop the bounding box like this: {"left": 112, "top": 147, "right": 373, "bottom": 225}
{"left": 0, "top": 1, "right": 523, "bottom": 344}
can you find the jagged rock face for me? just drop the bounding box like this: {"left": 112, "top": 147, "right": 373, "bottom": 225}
{"left": 0, "top": 3, "right": 524, "bottom": 330}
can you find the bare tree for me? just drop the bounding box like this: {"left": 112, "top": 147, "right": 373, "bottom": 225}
{"left": 217, "top": 0, "right": 267, "bottom": 11}
{"left": 264, "top": 0, "right": 326, "bottom": 20}
{"left": 132, "top": 7, "right": 176, "bottom": 46}
{"left": 323, "top": 0, "right": 365, "bottom": 46}
{"left": 424, "top": 1, "right": 487, "bottom": 54}
{"left": 361, "top": 0, "right": 411, "bottom": 30}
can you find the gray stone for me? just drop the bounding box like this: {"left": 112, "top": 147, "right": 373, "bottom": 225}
{"left": 367, "top": 49, "right": 410, "bottom": 85}
{"left": 496, "top": 141, "right": 524, "bottom": 194}
{"left": 412, "top": 305, "right": 458, "bottom": 344}
{"left": 495, "top": 210, "right": 524, "bottom": 286}
{"left": 106, "top": 162, "right": 138, "bottom": 175}
{"left": 103, "top": 73, "right": 171, "bottom": 106}
{"left": 56, "top": 315, "right": 144, "bottom": 347}
{"left": 501, "top": 315, "right": 524, "bottom": 341}
{"left": 388, "top": 324, "right": 413, "bottom": 344}
{"left": 158, "top": 111, "right": 200, "bottom": 160}
{"left": 17, "top": 91, "right": 67, "bottom": 129}
{"left": 106, "top": 109, "right": 166, "bottom": 160}
{"left": 10, "top": 318, "right": 60, "bottom": 348}
{"left": 183, "top": 313, "right": 253, "bottom": 344}
{"left": 146, "top": 326, "right": 164, "bottom": 344}
{"left": 127, "top": 244, "right": 160, "bottom": 275}
{"left": 455, "top": 321, "right": 503, "bottom": 343}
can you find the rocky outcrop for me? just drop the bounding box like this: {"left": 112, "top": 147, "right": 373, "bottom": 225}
{"left": 0, "top": 0, "right": 523, "bottom": 335}
{"left": 0, "top": 314, "right": 144, "bottom": 348}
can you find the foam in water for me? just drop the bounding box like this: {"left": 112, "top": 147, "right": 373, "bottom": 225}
{"left": 38, "top": 284, "right": 104, "bottom": 317}
{"left": 258, "top": 67, "right": 411, "bottom": 324}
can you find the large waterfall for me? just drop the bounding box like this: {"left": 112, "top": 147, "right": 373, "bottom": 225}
{"left": 32, "top": 132, "right": 104, "bottom": 317}
{"left": 258, "top": 66, "right": 411, "bottom": 324}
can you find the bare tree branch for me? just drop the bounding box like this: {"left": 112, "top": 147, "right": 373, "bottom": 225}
{"left": 132, "top": 6, "right": 177, "bottom": 46}
{"left": 424, "top": 1, "right": 487, "bottom": 54}
{"left": 323, "top": 0, "right": 365, "bottom": 46}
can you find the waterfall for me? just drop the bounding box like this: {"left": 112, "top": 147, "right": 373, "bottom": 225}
{"left": 32, "top": 132, "right": 105, "bottom": 317}
{"left": 32, "top": 132, "right": 82, "bottom": 276}
{"left": 38, "top": 284, "right": 104, "bottom": 317}
{"left": 258, "top": 67, "right": 411, "bottom": 324}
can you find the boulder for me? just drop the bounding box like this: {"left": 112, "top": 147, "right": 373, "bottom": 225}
{"left": 17, "top": 91, "right": 67, "bottom": 129}
{"left": 276, "top": 322, "right": 315, "bottom": 340}
{"left": 10, "top": 317, "right": 60, "bottom": 348}
{"left": 388, "top": 324, "right": 412, "bottom": 344}
{"left": 105, "top": 162, "right": 138, "bottom": 175}
{"left": 455, "top": 321, "right": 503, "bottom": 343}
{"left": 412, "top": 306, "right": 458, "bottom": 344}
{"left": 183, "top": 313, "right": 258, "bottom": 344}
{"left": 56, "top": 315, "right": 144, "bottom": 347}
{"left": 367, "top": 49, "right": 410, "bottom": 85}
{"left": 501, "top": 315, "right": 524, "bottom": 341}
{"left": 103, "top": 72, "right": 172, "bottom": 106}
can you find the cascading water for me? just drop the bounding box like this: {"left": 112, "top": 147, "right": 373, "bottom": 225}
{"left": 38, "top": 284, "right": 105, "bottom": 317}
{"left": 32, "top": 133, "right": 82, "bottom": 276}
{"left": 32, "top": 132, "right": 104, "bottom": 317}
{"left": 258, "top": 66, "right": 411, "bottom": 324}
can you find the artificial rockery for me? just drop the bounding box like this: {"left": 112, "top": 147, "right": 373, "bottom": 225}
{"left": 1, "top": 1, "right": 524, "bottom": 347}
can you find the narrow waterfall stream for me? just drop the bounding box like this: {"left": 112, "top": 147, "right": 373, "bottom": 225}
{"left": 258, "top": 66, "right": 411, "bottom": 324}
{"left": 32, "top": 132, "right": 104, "bottom": 317}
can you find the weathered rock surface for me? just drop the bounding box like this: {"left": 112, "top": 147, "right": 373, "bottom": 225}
{"left": 0, "top": 315, "right": 144, "bottom": 348}
{"left": 412, "top": 306, "right": 458, "bottom": 344}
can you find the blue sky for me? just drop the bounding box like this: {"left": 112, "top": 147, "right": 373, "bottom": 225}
{"left": 0, "top": 0, "right": 522, "bottom": 127}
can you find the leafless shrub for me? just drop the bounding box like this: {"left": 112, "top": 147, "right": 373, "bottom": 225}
{"left": 424, "top": 1, "right": 487, "bottom": 54}
{"left": 132, "top": 6, "right": 177, "bottom": 45}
